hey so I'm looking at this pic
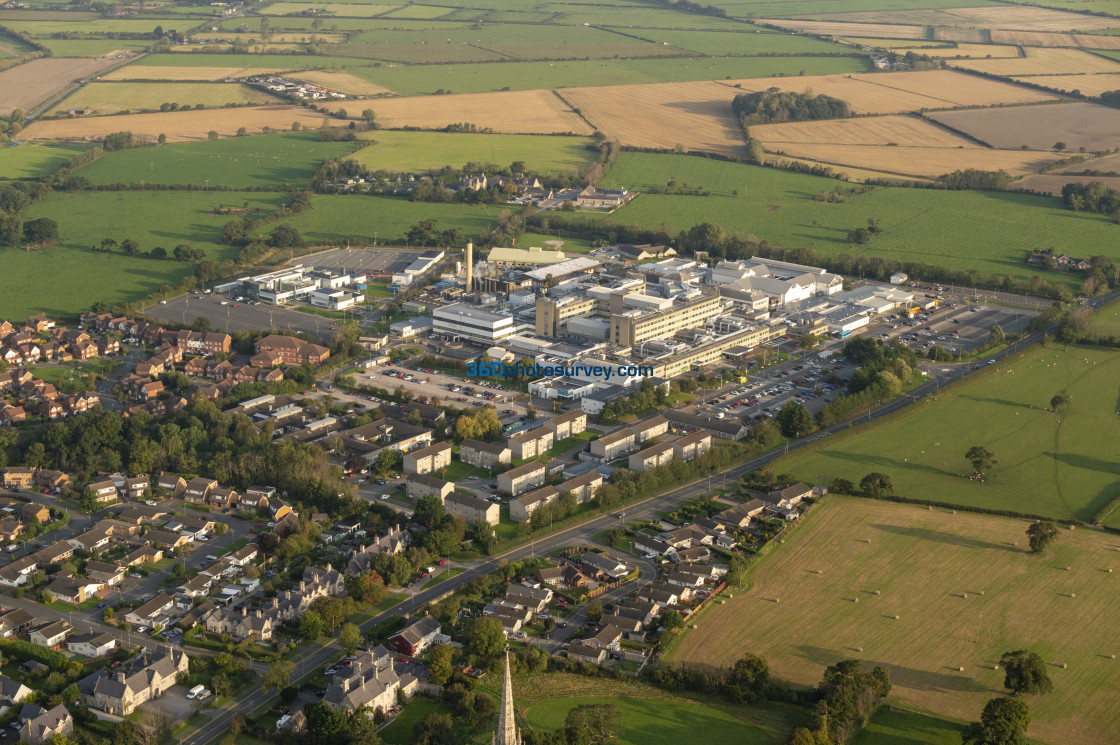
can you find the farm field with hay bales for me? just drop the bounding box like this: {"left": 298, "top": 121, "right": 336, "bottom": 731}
{"left": 72, "top": 131, "right": 358, "bottom": 188}
{"left": 765, "top": 342, "right": 1120, "bottom": 525}
{"left": 366, "top": 89, "right": 593, "bottom": 134}
{"left": 667, "top": 497, "right": 1120, "bottom": 745}
{"left": 351, "top": 130, "right": 596, "bottom": 173}
{"left": 948, "top": 46, "right": 1120, "bottom": 75}
{"left": 763, "top": 143, "right": 1058, "bottom": 179}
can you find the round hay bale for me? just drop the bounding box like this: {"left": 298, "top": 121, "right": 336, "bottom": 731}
{"left": 773, "top": 597, "right": 779, "bottom": 603}
{"left": 959, "top": 666, "right": 965, "bottom": 672}
{"left": 993, "top": 664, "right": 999, "bottom": 671}
{"left": 1069, "top": 525, "right": 1075, "bottom": 530}
{"left": 856, "top": 647, "right": 863, "bottom": 653}
{"left": 1108, "top": 569, "right": 1113, "bottom": 574}
{"left": 951, "top": 510, "right": 956, "bottom": 515}
{"left": 853, "top": 597, "right": 859, "bottom": 603}
{"left": 874, "top": 589, "right": 880, "bottom": 596}
{"left": 894, "top": 615, "right": 900, "bottom": 620}
{"left": 928, "top": 505, "right": 933, "bottom": 510}
{"left": 1110, "top": 655, "right": 1116, "bottom": 660}
{"left": 1062, "top": 662, "right": 1068, "bottom": 669}
{"left": 1066, "top": 566, "right": 1072, "bottom": 571}
{"left": 1071, "top": 593, "right": 1076, "bottom": 598}
{"left": 691, "top": 624, "right": 697, "bottom": 629}
{"left": 978, "top": 590, "right": 985, "bottom": 596}
{"left": 962, "top": 593, "right": 968, "bottom": 599}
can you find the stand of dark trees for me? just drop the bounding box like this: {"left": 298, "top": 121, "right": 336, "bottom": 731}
{"left": 732, "top": 88, "right": 849, "bottom": 126}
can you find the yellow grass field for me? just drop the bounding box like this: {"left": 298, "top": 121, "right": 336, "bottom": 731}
{"left": 0, "top": 56, "right": 117, "bottom": 117}
{"left": 667, "top": 497, "right": 1120, "bottom": 745}
{"left": 808, "top": 5, "right": 1120, "bottom": 32}
{"left": 290, "top": 71, "right": 396, "bottom": 96}
{"left": 1060, "top": 151, "right": 1120, "bottom": 173}
{"left": 368, "top": 89, "right": 593, "bottom": 135}
{"left": 1013, "top": 173, "right": 1120, "bottom": 195}
{"left": 749, "top": 115, "right": 973, "bottom": 147}
{"left": 934, "top": 28, "right": 987, "bottom": 43}
{"left": 563, "top": 81, "right": 745, "bottom": 158}
{"left": 950, "top": 47, "right": 1120, "bottom": 75}
{"left": 102, "top": 65, "right": 291, "bottom": 81}
{"left": 1013, "top": 73, "right": 1120, "bottom": 96}
{"left": 724, "top": 70, "right": 1060, "bottom": 114}
{"left": 19, "top": 105, "right": 346, "bottom": 142}
{"left": 1073, "top": 34, "right": 1120, "bottom": 50}
{"left": 764, "top": 143, "right": 1059, "bottom": 178}
{"left": 759, "top": 20, "right": 925, "bottom": 39}
{"left": 891, "top": 43, "right": 1022, "bottom": 58}
{"left": 45, "top": 82, "right": 281, "bottom": 115}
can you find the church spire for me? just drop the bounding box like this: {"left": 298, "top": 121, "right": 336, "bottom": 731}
{"left": 493, "top": 651, "right": 521, "bottom": 745}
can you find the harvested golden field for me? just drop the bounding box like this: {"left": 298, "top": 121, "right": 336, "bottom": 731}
{"left": 369, "top": 89, "right": 593, "bottom": 135}
{"left": 891, "top": 43, "right": 1021, "bottom": 58}
{"left": 930, "top": 102, "right": 1120, "bottom": 151}
{"left": 750, "top": 115, "right": 972, "bottom": 147}
{"left": 291, "top": 71, "right": 395, "bottom": 96}
{"left": 766, "top": 153, "right": 934, "bottom": 183}
{"left": 764, "top": 143, "right": 1058, "bottom": 178}
{"left": 724, "top": 70, "right": 1060, "bottom": 114}
{"left": 0, "top": 57, "right": 117, "bottom": 117}
{"left": 1059, "top": 151, "right": 1120, "bottom": 173}
{"left": 758, "top": 19, "right": 924, "bottom": 39}
{"left": 45, "top": 82, "right": 281, "bottom": 115}
{"left": 934, "top": 28, "right": 987, "bottom": 43}
{"left": 1013, "top": 173, "right": 1120, "bottom": 195}
{"left": 950, "top": 47, "right": 1120, "bottom": 75}
{"left": 19, "top": 105, "right": 346, "bottom": 142}
{"left": 102, "top": 64, "right": 291, "bottom": 81}
{"left": 836, "top": 38, "right": 946, "bottom": 49}
{"left": 667, "top": 497, "right": 1120, "bottom": 745}
{"left": 1073, "top": 34, "right": 1120, "bottom": 50}
{"left": 563, "top": 81, "right": 745, "bottom": 158}
{"left": 807, "top": 5, "right": 1120, "bottom": 32}
{"left": 1013, "top": 73, "right": 1120, "bottom": 97}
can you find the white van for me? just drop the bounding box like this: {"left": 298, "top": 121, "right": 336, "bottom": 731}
{"left": 187, "top": 685, "right": 205, "bottom": 700}
{"left": 197, "top": 689, "right": 211, "bottom": 701}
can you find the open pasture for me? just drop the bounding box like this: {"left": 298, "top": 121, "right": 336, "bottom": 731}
{"left": 889, "top": 43, "right": 1021, "bottom": 57}
{"left": 2, "top": 190, "right": 287, "bottom": 320}
{"left": 668, "top": 496, "right": 1120, "bottom": 745}
{"left": 324, "top": 42, "right": 505, "bottom": 63}
{"left": 598, "top": 152, "right": 1120, "bottom": 285}
{"left": 851, "top": 708, "right": 964, "bottom": 745}
{"left": 259, "top": 2, "right": 398, "bottom": 16}
{"left": 0, "top": 18, "right": 177, "bottom": 34}
{"left": 133, "top": 53, "right": 373, "bottom": 70}
{"left": 749, "top": 115, "right": 973, "bottom": 147}
{"left": 949, "top": 47, "right": 1120, "bottom": 75}
{"left": 1013, "top": 73, "right": 1120, "bottom": 96}
{"left": 757, "top": 19, "right": 925, "bottom": 39}
{"left": 0, "top": 56, "right": 116, "bottom": 117}
{"left": 286, "top": 195, "right": 509, "bottom": 245}
{"left": 929, "top": 102, "right": 1120, "bottom": 152}
{"left": 766, "top": 143, "right": 1058, "bottom": 178}
{"left": 0, "top": 30, "right": 35, "bottom": 57}
{"left": 45, "top": 82, "right": 281, "bottom": 115}
{"left": 72, "top": 131, "right": 355, "bottom": 188}
{"left": 0, "top": 142, "right": 89, "bottom": 179}
{"left": 190, "top": 31, "right": 348, "bottom": 44}
{"left": 352, "top": 130, "right": 594, "bottom": 173}
{"left": 727, "top": 69, "right": 1060, "bottom": 114}
{"left": 19, "top": 105, "right": 347, "bottom": 142}
{"left": 367, "top": 88, "right": 592, "bottom": 134}
{"left": 563, "top": 81, "right": 746, "bottom": 158}
{"left": 769, "top": 342, "right": 1120, "bottom": 525}
{"left": 621, "top": 27, "right": 849, "bottom": 56}
{"left": 101, "top": 64, "right": 293, "bottom": 81}
{"left": 31, "top": 39, "right": 150, "bottom": 56}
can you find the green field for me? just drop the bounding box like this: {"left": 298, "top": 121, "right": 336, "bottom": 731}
{"left": 596, "top": 153, "right": 1120, "bottom": 286}
{"left": 286, "top": 195, "right": 510, "bottom": 245}
{"left": 74, "top": 131, "right": 356, "bottom": 188}
{"left": 32, "top": 38, "right": 151, "bottom": 55}
{"left": 0, "top": 30, "right": 36, "bottom": 57}
{"left": 353, "top": 131, "right": 594, "bottom": 173}
{"left": 135, "top": 53, "right": 376, "bottom": 69}
{"left": 0, "top": 142, "right": 89, "bottom": 178}
{"left": 350, "top": 55, "right": 870, "bottom": 96}
{"left": 852, "top": 707, "right": 966, "bottom": 745}
{"left": 633, "top": 28, "right": 854, "bottom": 56}
{"left": 3, "top": 191, "right": 287, "bottom": 319}
{"left": 668, "top": 497, "right": 1120, "bottom": 745}
{"left": 47, "top": 82, "right": 280, "bottom": 115}
{"left": 767, "top": 342, "right": 1120, "bottom": 525}
{"left": 704, "top": 0, "right": 1001, "bottom": 16}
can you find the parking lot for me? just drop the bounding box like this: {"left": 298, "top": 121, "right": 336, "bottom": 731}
{"left": 306, "top": 246, "right": 425, "bottom": 276}
{"left": 145, "top": 293, "right": 346, "bottom": 343}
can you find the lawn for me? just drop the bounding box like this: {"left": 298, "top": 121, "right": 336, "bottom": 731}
{"left": 353, "top": 130, "right": 595, "bottom": 174}
{"left": 0, "top": 142, "right": 89, "bottom": 178}
{"left": 363, "top": 280, "right": 395, "bottom": 299}
{"left": 45, "top": 82, "right": 280, "bottom": 115}
{"left": 515, "top": 671, "right": 795, "bottom": 745}
{"left": 4, "top": 191, "right": 287, "bottom": 320}
{"left": 768, "top": 342, "right": 1120, "bottom": 525}
{"left": 74, "top": 131, "right": 357, "bottom": 188}
{"left": 422, "top": 567, "right": 464, "bottom": 588}
{"left": 597, "top": 153, "right": 1120, "bottom": 287}
{"left": 286, "top": 195, "right": 510, "bottom": 245}
{"left": 379, "top": 698, "right": 451, "bottom": 745}
{"left": 667, "top": 497, "right": 1120, "bottom": 745}
{"left": 851, "top": 707, "right": 965, "bottom": 745}
{"left": 441, "top": 459, "right": 491, "bottom": 482}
